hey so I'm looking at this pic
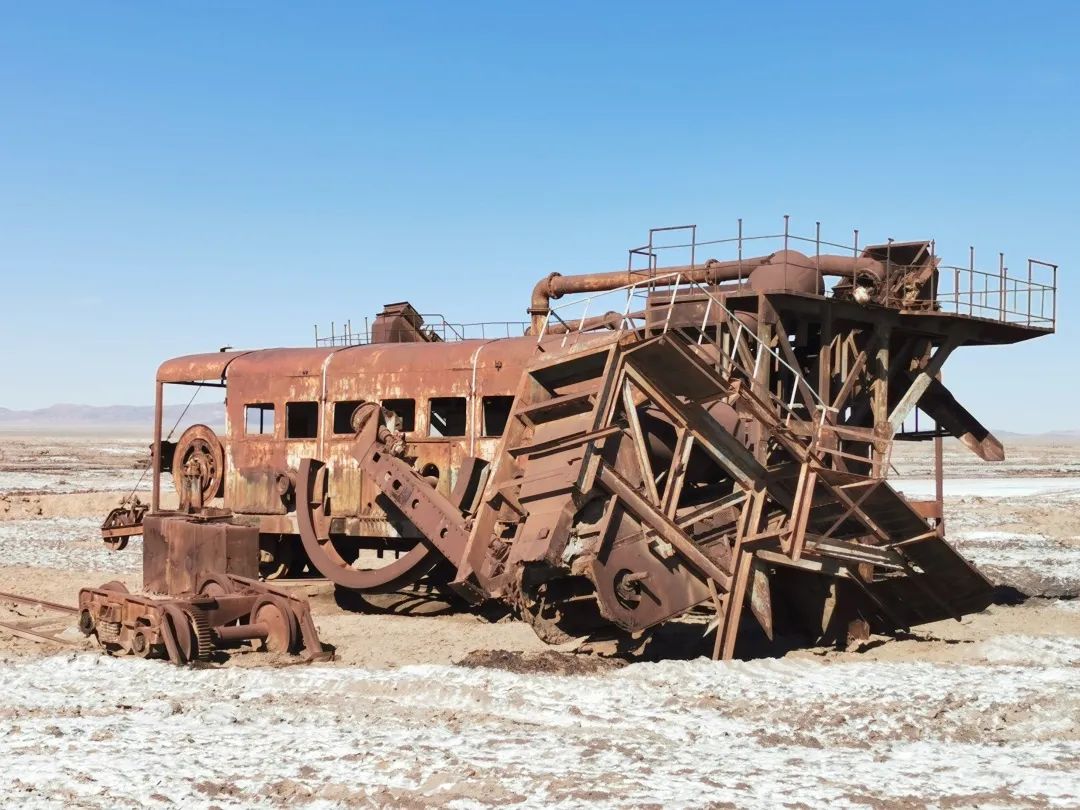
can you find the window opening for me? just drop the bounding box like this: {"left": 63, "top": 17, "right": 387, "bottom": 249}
{"left": 333, "top": 401, "right": 365, "bottom": 434}
{"left": 382, "top": 399, "right": 416, "bottom": 432}
{"left": 482, "top": 396, "right": 514, "bottom": 437}
{"left": 245, "top": 403, "right": 275, "bottom": 436}
{"left": 428, "top": 397, "right": 467, "bottom": 437}
{"left": 286, "top": 402, "right": 319, "bottom": 439}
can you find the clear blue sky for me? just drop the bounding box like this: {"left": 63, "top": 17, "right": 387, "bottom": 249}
{"left": 2, "top": 2, "right": 1076, "bottom": 431}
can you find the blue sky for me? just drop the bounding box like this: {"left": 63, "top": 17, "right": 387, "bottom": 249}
{"left": 1, "top": 2, "right": 1076, "bottom": 431}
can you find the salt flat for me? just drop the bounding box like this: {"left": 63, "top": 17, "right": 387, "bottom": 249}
{"left": 0, "top": 434, "right": 1078, "bottom": 808}
{"left": 1, "top": 641, "right": 1078, "bottom": 809}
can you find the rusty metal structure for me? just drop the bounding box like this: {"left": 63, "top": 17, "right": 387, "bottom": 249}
{"left": 116, "top": 218, "right": 1055, "bottom": 659}
{"left": 80, "top": 512, "right": 323, "bottom": 664}
{"left": 4, "top": 511, "right": 328, "bottom": 665}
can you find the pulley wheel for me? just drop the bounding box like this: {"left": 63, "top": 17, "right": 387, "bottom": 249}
{"left": 171, "top": 424, "right": 225, "bottom": 502}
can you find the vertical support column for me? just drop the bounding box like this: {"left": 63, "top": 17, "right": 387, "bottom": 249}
{"left": 845, "top": 567, "right": 873, "bottom": 646}
{"left": 715, "top": 486, "right": 766, "bottom": 661}
{"left": 753, "top": 295, "right": 774, "bottom": 463}
{"left": 818, "top": 312, "right": 833, "bottom": 405}
{"left": 151, "top": 381, "right": 164, "bottom": 513}
{"left": 787, "top": 463, "right": 818, "bottom": 560}
{"left": 871, "top": 324, "right": 891, "bottom": 477}
{"left": 934, "top": 430, "right": 945, "bottom": 538}
{"left": 817, "top": 312, "right": 836, "bottom": 466}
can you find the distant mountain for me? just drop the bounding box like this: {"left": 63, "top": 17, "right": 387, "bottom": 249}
{"left": 996, "top": 428, "right": 1080, "bottom": 440}
{"left": 0, "top": 403, "right": 225, "bottom": 428}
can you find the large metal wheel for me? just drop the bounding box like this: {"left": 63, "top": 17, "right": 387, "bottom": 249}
{"left": 130, "top": 626, "right": 154, "bottom": 659}
{"left": 197, "top": 573, "right": 235, "bottom": 599}
{"left": 250, "top": 596, "right": 297, "bottom": 653}
{"left": 171, "top": 424, "right": 225, "bottom": 503}
{"left": 296, "top": 458, "right": 438, "bottom": 593}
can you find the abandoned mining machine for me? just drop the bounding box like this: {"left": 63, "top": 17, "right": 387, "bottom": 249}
{"left": 86, "top": 219, "right": 1057, "bottom": 662}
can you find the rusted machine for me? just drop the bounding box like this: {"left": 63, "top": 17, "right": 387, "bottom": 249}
{"left": 81, "top": 510, "right": 326, "bottom": 664}
{"left": 78, "top": 575, "right": 323, "bottom": 665}
{"left": 109, "top": 220, "right": 1057, "bottom": 658}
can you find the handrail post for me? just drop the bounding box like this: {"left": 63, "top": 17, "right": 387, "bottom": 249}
{"left": 815, "top": 220, "right": 821, "bottom": 277}
{"left": 737, "top": 218, "right": 743, "bottom": 284}
{"left": 886, "top": 238, "right": 894, "bottom": 308}
{"left": 852, "top": 229, "right": 859, "bottom": 292}
{"left": 1053, "top": 264, "right": 1058, "bottom": 327}
{"left": 1027, "top": 259, "right": 1033, "bottom": 327}
{"left": 930, "top": 239, "right": 937, "bottom": 309}
{"left": 576, "top": 297, "right": 592, "bottom": 338}
{"left": 968, "top": 246, "right": 975, "bottom": 317}
{"left": 690, "top": 224, "right": 697, "bottom": 273}
{"left": 783, "top": 214, "right": 790, "bottom": 290}
{"left": 731, "top": 321, "right": 744, "bottom": 363}
{"left": 999, "top": 252, "right": 1006, "bottom": 321}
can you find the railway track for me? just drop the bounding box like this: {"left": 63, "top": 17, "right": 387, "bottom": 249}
{"left": 0, "top": 590, "right": 80, "bottom": 647}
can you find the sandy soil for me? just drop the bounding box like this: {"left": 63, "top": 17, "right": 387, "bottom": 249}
{"left": 0, "top": 432, "right": 1078, "bottom": 807}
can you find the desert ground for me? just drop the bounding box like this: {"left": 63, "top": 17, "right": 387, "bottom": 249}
{"left": 0, "top": 430, "right": 1077, "bottom": 808}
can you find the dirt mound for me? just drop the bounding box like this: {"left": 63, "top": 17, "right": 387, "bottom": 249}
{"left": 456, "top": 648, "right": 625, "bottom": 675}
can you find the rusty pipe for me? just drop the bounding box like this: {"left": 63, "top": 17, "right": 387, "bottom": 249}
{"left": 529, "top": 250, "right": 884, "bottom": 332}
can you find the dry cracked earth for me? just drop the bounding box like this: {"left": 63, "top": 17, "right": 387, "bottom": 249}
{"left": 0, "top": 431, "right": 1078, "bottom": 809}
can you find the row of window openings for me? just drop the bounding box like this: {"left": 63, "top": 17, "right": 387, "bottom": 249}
{"left": 244, "top": 397, "right": 514, "bottom": 440}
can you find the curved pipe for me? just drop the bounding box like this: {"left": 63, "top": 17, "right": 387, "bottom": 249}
{"left": 529, "top": 250, "right": 885, "bottom": 332}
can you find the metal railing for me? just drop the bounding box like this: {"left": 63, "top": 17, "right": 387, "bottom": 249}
{"left": 537, "top": 271, "right": 832, "bottom": 427}
{"left": 315, "top": 316, "right": 529, "bottom": 347}
{"left": 932, "top": 258, "right": 1057, "bottom": 328}
{"left": 616, "top": 217, "right": 1058, "bottom": 331}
